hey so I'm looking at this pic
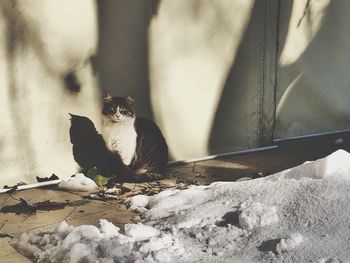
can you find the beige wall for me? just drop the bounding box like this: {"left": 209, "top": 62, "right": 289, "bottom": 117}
{"left": 0, "top": 0, "right": 101, "bottom": 185}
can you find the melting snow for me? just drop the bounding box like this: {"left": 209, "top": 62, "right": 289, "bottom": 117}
{"left": 277, "top": 233, "right": 304, "bottom": 253}
{"left": 58, "top": 173, "right": 98, "bottom": 192}
{"left": 238, "top": 202, "right": 278, "bottom": 230}
{"left": 11, "top": 150, "right": 350, "bottom": 262}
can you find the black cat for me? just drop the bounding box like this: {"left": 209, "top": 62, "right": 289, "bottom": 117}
{"left": 69, "top": 94, "right": 168, "bottom": 185}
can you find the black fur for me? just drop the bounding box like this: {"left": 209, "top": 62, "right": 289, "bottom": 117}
{"left": 130, "top": 117, "right": 168, "bottom": 177}
{"left": 69, "top": 114, "right": 135, "bottom": 179}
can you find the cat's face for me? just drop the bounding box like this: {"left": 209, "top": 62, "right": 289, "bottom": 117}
{"left": 102, "top": 95, "right": 135, "bottom": 123}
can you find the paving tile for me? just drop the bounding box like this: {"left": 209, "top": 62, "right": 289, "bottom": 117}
{"left": 0, "top": 201, "right": 128, "bottom": 235}
{"left": 0, "top": 252, "right": 31, "bottom": 263}
{"left": 167, "top": 165, "right": 194, "bottom": 175}
{"left": 66, "top": 201, "right": 121, "bottom": 221}
{"left": 174, "top": 171, "right": 255, "bottom": 185}
{"left": 168, "top": 162, "right": 195, "bottom": 168}
{"left": 66, "top": 206, "right": 137, "bottom": 231}
{"left": 0, "top": 194, "right": 10, "bottom": 207}
{"left": 17, "top": 207, "right": 75, "bottom": 225}
{"left": 158, "top": 178, "right": 177, "bottom": 185}
{"left": 195, "top": 158, "right": 251, "bottom": 168}
{"left": 0, "top": 213, "right": 30, "bottom": 234}
{"left": 193, "top": 161, "right": 256, "bottom": 175}
{"left": 10, "top": 189, "right": 83, "bottom": 203}
{"left": 101, "top": 210, "right": 138, "bottom": 230}
{"left": 0, "top": 237, "right": 17, "bottom": 257}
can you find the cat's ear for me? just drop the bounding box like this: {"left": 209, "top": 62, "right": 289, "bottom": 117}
{"left": 103, "top": 91, "right": 113, "bottom": 100}
{"left": 126, "top": 96, "right": 135, "bottom": 104}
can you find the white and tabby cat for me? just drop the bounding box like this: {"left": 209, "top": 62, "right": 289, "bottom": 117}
{"left": 70, "top": 93, "right": 168, "bottom": 184}
{"left": 102, "top": 93, "right": 168, "bottom": 183}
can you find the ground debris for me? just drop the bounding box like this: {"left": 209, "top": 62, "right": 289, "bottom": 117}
{"left": 83, "top": 192, "right": 121, "bottom": 202}
{"left": 175, "top": 178, "right": 199, "bottom": 186}
{"left": 0, "top": 198, "right": 91, "bottom": 214}
{"left": 83, "top": 177, "right": 194, "bottom": 201}
{"left": 0, "top": 198, "right": 66, "bottom": 214}
{"left": 68, "top": 199, "right": 90, "bottom": 207}
{"left": 34, "top": 200, "right": 67, "bottom": 210}
{"left": 0, "top": 233, "right": 13, "bottom": 238}
{"left": 36, "top": 174, "right": 59, "bottom": 183}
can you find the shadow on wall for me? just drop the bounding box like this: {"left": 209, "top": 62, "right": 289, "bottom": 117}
{"left": 209, "top": 1, "right": 266, "bottom": 154}
{"left": 95, "top": 0, "right": 160, "bottom": 119}
{"left": 276, "top": 0, "right": 350, "bottom": 139}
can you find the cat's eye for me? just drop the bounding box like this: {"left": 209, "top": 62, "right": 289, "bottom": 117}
{"left": 120, "top": 108, "right": 128, "bottom": 115}
{"left": 105, "top": 104, "right": 115, "bottom": 113}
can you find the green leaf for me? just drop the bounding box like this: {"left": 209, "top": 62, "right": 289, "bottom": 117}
{"left": 86, "top": 167, "right": 109, "bottom": 186}
{"left": 91, "top": 175, "right": 109, "bottom": 187}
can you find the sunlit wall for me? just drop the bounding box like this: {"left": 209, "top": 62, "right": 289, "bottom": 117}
{"left": 0, "top": 0, "right": 101, "bottom": 185}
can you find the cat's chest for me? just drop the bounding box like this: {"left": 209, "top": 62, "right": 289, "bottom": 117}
{"left": 102, "top": 123, "right": 137, "bottom": 166}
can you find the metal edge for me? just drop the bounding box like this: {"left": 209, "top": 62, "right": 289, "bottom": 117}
{"left": 168, "top": 145, "right": 279, "bottom": 166}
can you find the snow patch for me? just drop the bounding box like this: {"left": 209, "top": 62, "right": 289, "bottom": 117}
{"left": 238, "top": 202, "right": 278, "bottom": 230}
{"left": 124, "top": 223, "right": 160, "bottom": 241}
{"left": 58, "top": 173, "right": 98, "bottom": 192}
{"left": 277, "top": 233, "right": 304, "bottom": 253}
{"left": 129, "top": 194, "right": 150, "bottom": 211}
{"left": 269, "top": 149, "right": 350, "bottom": 181}
{"left": 319, "top": 257, "right": 343, "bottom": 263}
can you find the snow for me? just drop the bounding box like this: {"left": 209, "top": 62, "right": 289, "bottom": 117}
{"left": 124, "top": 223, "right": 160, "bottom": 241}
{"left": 238, "top": 202, "right": 279, "bottom": 230}
{"left": 11, "top": 150, "right": 350, "bottom": 262}
{"left": 58, "top": 173, "right": 98, "bottom": 192}
{"left": 277, "top": 233, "right": 304, "bottom": 253}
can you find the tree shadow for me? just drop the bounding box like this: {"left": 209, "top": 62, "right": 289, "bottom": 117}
{"left": 95, "top": 0, "right": 160, "bottom": 119}
{"left": 208, "top": 1, "right": 266, "bottom": 154}
{"left": 276, "top": 0, "right": 350, "bottom": 138}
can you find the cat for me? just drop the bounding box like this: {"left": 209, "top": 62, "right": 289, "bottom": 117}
{"left": 101, "top": 93, "right": 168, "bottom": 184}
{"left": 69, "top": 94, "right": 168, "bottom": 185}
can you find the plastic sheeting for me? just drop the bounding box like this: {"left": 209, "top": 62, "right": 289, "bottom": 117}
{"left": 275, "top": 0, "right": 350, "bottom": 139}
